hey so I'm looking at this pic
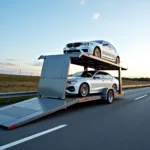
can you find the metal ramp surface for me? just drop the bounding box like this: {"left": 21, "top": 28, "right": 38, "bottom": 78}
{"left": 0, "top": 97, "right": 77, "bottom": 129}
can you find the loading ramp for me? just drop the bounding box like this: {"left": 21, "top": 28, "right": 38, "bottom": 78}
{"left": 0, "top": 97, "right": 77, "bottom": 129}
{"left": 0, "top": 53, "right": 127, "bottom": 130}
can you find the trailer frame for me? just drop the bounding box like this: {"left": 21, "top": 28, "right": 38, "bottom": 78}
{"left": 0, "top": 52, "right": 127, "bottom": 130}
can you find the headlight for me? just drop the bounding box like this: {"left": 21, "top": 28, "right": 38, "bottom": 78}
{"left": 68, "top": 81, "right": 77, "bottom": 84}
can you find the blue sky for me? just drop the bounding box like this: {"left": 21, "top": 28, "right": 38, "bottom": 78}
{"left": 0, "top": 0, "right": 150, "bottom": 77}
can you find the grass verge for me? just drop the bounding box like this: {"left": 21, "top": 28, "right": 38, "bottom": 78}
{"left": 0, "top": 96, "right": 35, "bottom": 105}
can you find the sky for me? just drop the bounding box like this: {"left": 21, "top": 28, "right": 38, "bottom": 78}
{"left": 0, "top": 0, "right": 150, "bottom": 77}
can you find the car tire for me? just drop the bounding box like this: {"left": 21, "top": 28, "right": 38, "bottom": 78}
{"left": 116, "top": 57, "right": 120, "bottom": 64}
{"left": 106, "top": 89, "right": 114, "bottom": 104}
{"left": 112, "top": 84, "right": 117, "bottom": 93}
{"left": 93, "top": 47, "right": 101, "bottom": 58}
{"left": 79, "top": 83, "right": 89, "bottom": 97}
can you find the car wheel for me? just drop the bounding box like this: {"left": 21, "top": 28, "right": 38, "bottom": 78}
{"left": 106, "top": 89, "right": 114, "bottom": 104}
{"left": 116, "top": 57, "right": 120, "bottom": 64}
{"left": 112, "top": 84, "right": 117, "bottom": 93}
{"left": 93, "top": 47, "right": 101, "bottom": 58}
{"left": 79, "top": 83, "right": 89, "bottom": 97}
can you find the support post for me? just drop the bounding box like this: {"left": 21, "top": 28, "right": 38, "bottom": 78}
{"left": 118, "top": 67, "right": 122, "bottom": 94}
{"left": 84, "top": 66, "right": 88, "bottom": 71}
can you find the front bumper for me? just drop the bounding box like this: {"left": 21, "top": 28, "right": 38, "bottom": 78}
{"left": 65, "top": 84, "right": 79, "bottom": 95}
{"left": 63, "top": 46, "right": 93, "bottom": 54}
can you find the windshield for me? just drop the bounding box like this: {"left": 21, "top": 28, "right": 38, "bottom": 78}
{"left": 92, "top": 40, "right": 103, "bottom": 44}
{"left": 71, "top": 71, "right": 96, "bottom": 78}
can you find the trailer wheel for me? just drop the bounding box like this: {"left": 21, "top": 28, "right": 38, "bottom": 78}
{"left": 106, "top": 89, "right": 114, "bottom": 104}
{"left": 79, "top": 83, "right": 89, "bottom": 97}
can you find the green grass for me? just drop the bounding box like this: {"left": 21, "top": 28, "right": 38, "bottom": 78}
{"left": 0, "top": 74, "right": 150, "bottom": 93}
{"left": 0, "top": 74, "right": 39, "bottom": 92}
{"left": 0, "top": 74, "right": 150, "bottom": 104}
{"left": 122, "top": 79, "right": 150, "bottom": 85}
{"left": 0, "top": 96, "right": 35, "bottom": 105}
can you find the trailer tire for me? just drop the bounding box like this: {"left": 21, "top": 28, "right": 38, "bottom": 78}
{"left": 79, "top": 83, "right": 89, "bottom": 97}
{"left": 106, "top": 89, "right": 114, "bottom": 104}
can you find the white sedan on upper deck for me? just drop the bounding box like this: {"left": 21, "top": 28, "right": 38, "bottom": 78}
{"left": 63, "top": 40, "right": 120, "bottom": 64}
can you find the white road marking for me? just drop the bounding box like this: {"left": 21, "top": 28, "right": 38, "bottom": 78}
{"left": 0, "top": 124, "right": 67, "bottom": 150}
{"left": 135, "top": 95, "right": 147, "bottom": 100}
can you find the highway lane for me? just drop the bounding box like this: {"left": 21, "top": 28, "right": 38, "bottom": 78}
{"left": 0, "top": 87, "right": 150, "bottom": 150}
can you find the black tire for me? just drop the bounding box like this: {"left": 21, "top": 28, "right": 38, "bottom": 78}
{"left": 112, "top": 84, "right": 117, "bottom": 93}
{"left": 106, "top": 90, "right": 114, "bottom": 104}
{"left": 116, "top": 57, "right": 120, "bottom": 64}
{"left": 79, "top": 83, "right": 89, "bottom": 97}
{"left": 93, "top": 47, "right": 101, "bottom": 58}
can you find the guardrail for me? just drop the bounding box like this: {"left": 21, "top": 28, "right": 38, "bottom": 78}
{"left": 0, "top": 84, "right": 150, "bottom": 100}
{"left": 0, "top": 91, "right": 37, "bottom": 99}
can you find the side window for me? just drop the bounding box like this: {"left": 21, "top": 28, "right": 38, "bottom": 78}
{"left": 103, "top": 75, "right": 110, "bottom": 79}
{"left": 99, "top": 74, "right": 104, "bottom": 78}
{"left": 109, "top": 75, "right": 113, "bottom": 79}
{"left": 102, "top": 41, "right": 109, "bottom": 48}
{"left": 95, "top": 72, "right": 104, "bottom": 79}
{"left": 103, "top": 74, "right": 113, "bottom": 79}
{"left": 108, "top": 44, "right": 112, "bottom": 49}
{"left": 106, "top": 42, "right": 112, "bottom": 49}
{"left": 110, "top": 43, "right": 116, "bottom": 52}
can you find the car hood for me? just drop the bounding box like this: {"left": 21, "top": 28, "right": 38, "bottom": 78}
{"left": 68, "top": 77, "right": 82, "bottom": 81}
{"left": 66, "top": 41, "right": 91, "bottom": 44}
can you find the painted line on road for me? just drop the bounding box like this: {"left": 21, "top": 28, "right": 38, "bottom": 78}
{"left": 135, "top": 95, "right": 147, "bottom": 101}
{"left": 0, "top": 124, "right": 67, "bottom": 150}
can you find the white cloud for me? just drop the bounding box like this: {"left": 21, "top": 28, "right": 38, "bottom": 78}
{"left": 80, "top": 0, "right": 85, "bottom": 5}
{"left": 0, "top": 62, "right": 19, "bottom": 66}
{"left": 32, "top": 61, "right": 42, "bottom": 67}
{"left": 93, "top": 12, "right": 100, "bottom": 20}
{"left": 27, "top": 61, "right": 43, "bottom": 67}
{"left": 6, "top": 58, "right": 19, "bottom": 62}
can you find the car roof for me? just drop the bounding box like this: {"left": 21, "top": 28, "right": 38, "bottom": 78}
{"left": 91, "top": 40, "right": 104, "bottom": 43}
{"left": 95, "top": 70, "right": 110, "bottom": 75}
{"left": 84, "top": 70, "right": 109, "bottom": 75}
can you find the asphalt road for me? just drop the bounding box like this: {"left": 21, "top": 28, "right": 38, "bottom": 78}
{"left": 0, "top": 87, "right": 150, "bottom": 150}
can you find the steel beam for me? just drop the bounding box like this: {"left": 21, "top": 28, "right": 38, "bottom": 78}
{"left": 118, "top": 67, "right": 122, "bottom": 94}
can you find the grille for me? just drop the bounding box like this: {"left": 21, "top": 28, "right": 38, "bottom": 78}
{"left": 67, "top": 86, "right": 75, "bottom": 92}
{"left": 67, "top": 43, "right": 82, "bottom": 48}
{"left": 65, "top": 50, "right": 80, "bottom": 53}
{"left": 82, "top": 49, "right": 88, "bottom": 52}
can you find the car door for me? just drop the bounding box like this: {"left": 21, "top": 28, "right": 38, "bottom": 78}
{"left": 101, "top": 41, "right": 114, "bottom": 61}
{"left": 101, "top": 41, "right": 112, "bottom": 59}
{"left": 90, "top": 73, "right": 106, "bottom": 93}
{"left": 108, "top": 43, "right": 117, "bottom": 61}
{"left": 103, "top": 74, "right": 113, "bottom": 88}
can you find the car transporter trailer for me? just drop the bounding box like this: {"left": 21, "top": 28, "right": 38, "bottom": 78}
{"left": 0, "top": 53, "right": 127, "bottom": 130}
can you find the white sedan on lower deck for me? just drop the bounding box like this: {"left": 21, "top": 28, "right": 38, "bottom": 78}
{"left": 66, "top": 70, "right": 119, "bottom": 97}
